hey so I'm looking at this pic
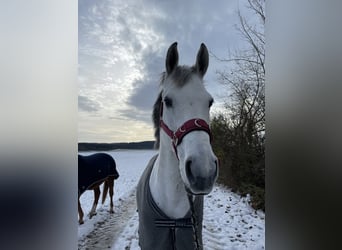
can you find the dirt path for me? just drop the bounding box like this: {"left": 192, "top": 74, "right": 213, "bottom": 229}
{"left": 78, "top": 190, "right": 137, "bottom": 250}
{"left": 78, "top": 186, "right": 264, "bottom": 250}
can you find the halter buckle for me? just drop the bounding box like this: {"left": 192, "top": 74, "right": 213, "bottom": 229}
{"left": 172, "top": 133, "right": 178, "bottom": 146}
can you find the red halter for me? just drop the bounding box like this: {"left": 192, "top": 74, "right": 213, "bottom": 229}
{"left": 159, "top": 103, "right": 212, "bottom": 159}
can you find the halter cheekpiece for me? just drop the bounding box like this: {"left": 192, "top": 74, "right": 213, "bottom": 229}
{"left": 159, "top": 102, "right": 212, "bottom": 159}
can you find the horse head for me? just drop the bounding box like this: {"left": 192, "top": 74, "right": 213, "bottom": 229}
{"left": 153, "top": 42, "right": 219, "bottom": 195}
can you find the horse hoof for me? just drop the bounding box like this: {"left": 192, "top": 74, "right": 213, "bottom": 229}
{"left": 89, "top": 212, "right": 97, "bottom": 219}
{"left": 79, "top": 220, "right": 84, "bottom": 225}
{"left": 110, "top": 210, "right": 114, "bottom": 214}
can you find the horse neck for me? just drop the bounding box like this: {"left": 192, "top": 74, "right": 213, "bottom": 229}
{"left": 149, "top": 137, "right": 190, "bottom": 219}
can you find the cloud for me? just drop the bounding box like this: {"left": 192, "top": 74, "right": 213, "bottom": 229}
{"left": 78, "top": 95, "right": 100, "bottom": 112}
{"left": 125, "top": 48, "right": 164, "bottom": 114}
{"left": 127, "top": 80, "right": 158, "bottom": 112}
{"left": 116, "top": 108, "right": 152, "bottom": 124}
{"left": 78, "top": 0, "right": 247, "bottom": 142}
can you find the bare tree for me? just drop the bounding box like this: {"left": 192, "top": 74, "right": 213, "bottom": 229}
{"left": 216, "top": 0, "right": 265, "bottom": 145}
{"left": 211, "top": 0, "right": 265, "bottom": 210}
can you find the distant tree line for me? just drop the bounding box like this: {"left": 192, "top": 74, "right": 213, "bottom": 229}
{"left": 78, "top": 141, "right": 155, "bottom": 151}
{"left": 211, "top": 0, "right": 265, "bottom": 211}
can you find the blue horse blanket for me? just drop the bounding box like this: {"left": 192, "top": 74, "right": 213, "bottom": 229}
{"left": 78, "top": 153, "right": 119, "bottom": 196}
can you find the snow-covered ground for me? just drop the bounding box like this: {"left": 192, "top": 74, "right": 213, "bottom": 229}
{"left": 78, "top": 150, "right": 265, "bottom": 250}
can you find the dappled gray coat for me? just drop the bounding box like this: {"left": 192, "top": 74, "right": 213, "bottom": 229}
{"left": 136, "top": 155, "right": 203, "bottom": 250}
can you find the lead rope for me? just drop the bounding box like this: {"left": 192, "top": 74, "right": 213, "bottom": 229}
{"left": 187, "top": 194, "right": 202, "bottom": 250}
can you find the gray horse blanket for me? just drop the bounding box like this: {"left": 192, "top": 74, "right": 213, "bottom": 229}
{"left": 136, "top": 155, "right": 203, "bottom": 250}
{"left": 78, "top": 153, "right": 119, "bottom": 196}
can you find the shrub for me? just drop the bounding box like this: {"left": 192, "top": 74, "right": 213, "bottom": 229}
{"left": 211, "top": 114, "right": 265, "bottom": 211}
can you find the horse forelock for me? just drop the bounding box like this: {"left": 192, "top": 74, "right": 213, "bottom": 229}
{"left": 161, "top": 65, "right": 198, "bottom": 87}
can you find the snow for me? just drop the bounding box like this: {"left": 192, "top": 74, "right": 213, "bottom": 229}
{"left": 78, "top": 150, "right": 265, "bottom": 250}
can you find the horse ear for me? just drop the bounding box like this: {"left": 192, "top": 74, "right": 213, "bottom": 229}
{"left": 166, "top": 42, "right": 178, "bottom": 75}
{"left": 195, "top": 43, "right": 209, "bottom": 78}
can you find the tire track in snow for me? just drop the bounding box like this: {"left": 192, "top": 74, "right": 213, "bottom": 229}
{"left": 78, "top": 189, "right": 137, "bottom": 250}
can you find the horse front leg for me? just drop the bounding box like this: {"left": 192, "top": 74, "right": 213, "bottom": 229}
{"left": 78, "top": 198, "right": 84, "bottom": 224}
{"left": 89, "top": 186, "right": 100, "bottom": 219}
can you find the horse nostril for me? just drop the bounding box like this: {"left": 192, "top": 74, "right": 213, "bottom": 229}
{"left": 185, "top": 160, "right": 194, "bottom": 183}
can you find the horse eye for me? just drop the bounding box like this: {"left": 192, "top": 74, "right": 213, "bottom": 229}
{"left": 209, "top": 98, "right": 214, "bottom": 108}
{"left": 164, "top": 96, "right": 173, "bottom": 108}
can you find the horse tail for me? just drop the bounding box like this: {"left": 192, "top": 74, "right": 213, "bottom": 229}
{"left": 102, "top": 180, "right": 109, "bottom": 204}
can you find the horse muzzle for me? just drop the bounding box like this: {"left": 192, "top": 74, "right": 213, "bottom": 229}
{"left": 184, "top": 156, "right": 218, "bottom": 195}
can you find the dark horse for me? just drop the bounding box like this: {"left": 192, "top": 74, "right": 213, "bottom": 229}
{"left": 78, "top": 153, "right": 119, "bottom": 224}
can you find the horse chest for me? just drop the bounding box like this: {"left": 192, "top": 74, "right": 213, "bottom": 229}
{"left": 136, "top": 155, "right": 204, "bottom": 250}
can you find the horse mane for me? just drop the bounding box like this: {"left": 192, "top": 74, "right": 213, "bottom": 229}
{"left": 152, "top": 91, "right": 162, "bottom": 149}
{"left": 152, "top": 66, "right": 199, "bottom": 149}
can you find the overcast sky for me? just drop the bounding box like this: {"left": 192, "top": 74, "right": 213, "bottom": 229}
{"left": 78, "top": 0, "right": 252, "bottom": 143}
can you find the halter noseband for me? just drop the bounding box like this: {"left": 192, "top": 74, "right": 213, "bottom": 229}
{"left": 159, "top": 102, "right": 212, "bottom": 159}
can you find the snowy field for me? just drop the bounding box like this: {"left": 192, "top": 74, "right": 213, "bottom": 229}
{"left": 78, "top": 150, "right": 265, "bottom": 250}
